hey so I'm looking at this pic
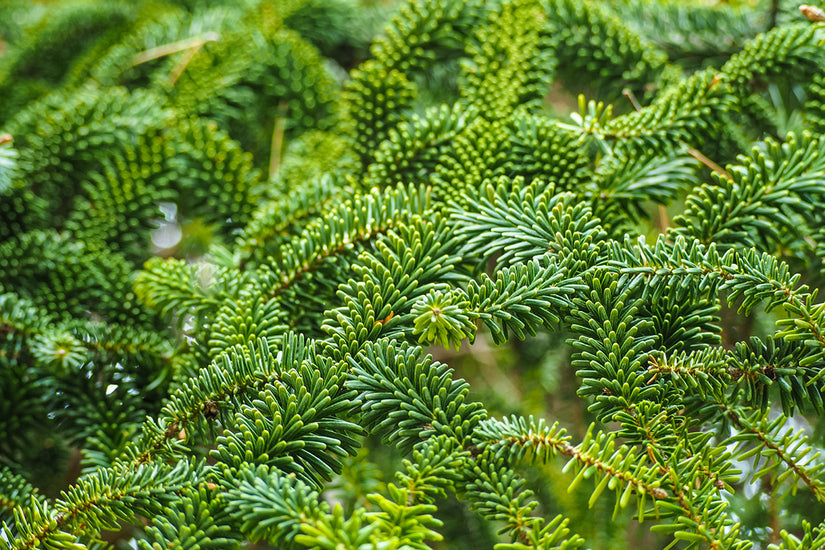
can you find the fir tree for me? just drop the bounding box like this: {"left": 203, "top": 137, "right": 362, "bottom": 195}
{"left": 2, "top": 0, "right": 825, "bottom": 548}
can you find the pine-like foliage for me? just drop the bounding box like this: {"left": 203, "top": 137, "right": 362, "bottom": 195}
{"left": 2, "top": 0, "right": 825, "bottom": 548}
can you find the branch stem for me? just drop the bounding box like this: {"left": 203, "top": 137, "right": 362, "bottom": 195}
{"left": 270, "top": 103, "right": 289, "bottom": 178}
{"left": 132, "top": 33, "right": 220, "bottom": 66}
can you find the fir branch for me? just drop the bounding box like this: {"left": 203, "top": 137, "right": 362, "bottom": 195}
{"left": 673, "top": 132, "right": 825, "bottom": 252}
{"left": 135, "top": 258, "right": 225, "bottom": 322}
{"left": 259, "top": 185, "right": 429, "bottom": 298}
{"left": 645, "top": 349, "right": 729, "bottom": 402}
{"left": 450, "top": 176, "right": 606, "bottom": 269}
{"left": 224, "top": 464, "right": 328, "bottom": 545}
{"left": 460, "top": 0, "right": 552, "bottom": 118}
{"left": 124, "top": 338, "right": 288, "bottom": 467}
{"left": 4, "top": 0, "right": 825, "bottom": 546}
{"left": 7, "top": 460, "right": 202, "bottom": 549}
{"left": 138, "top": 485, "right": 242, "bottom": 549}
{"left": 721, "top": 406, "right": 825, "bottom": 501}
{"left": 347, "top": 340, "right": 485, "bottom": 454}
{"left": 0, "top": 467, "right": 42, "bottom": 527}
{"left": 365, "top": 103, "right": 476, "bottom": 190}
{"left": 237, "top": 173, "right": 342, "bottom": 264}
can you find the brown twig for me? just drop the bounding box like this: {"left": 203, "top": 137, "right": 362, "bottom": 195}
{"left": 688, "top": 147, "right": 733, "bottom": 181}
{"left": 169, "top": 44, "right": 203, "bottom": 85}
{"left": 269, "top": 102, "right": 289, "bottom": 178}
{"left": 622, "top": 87, "right": 642, "bottom": 112}
{"left": 656, "top": 204, "right": 669, "bottom": 232}
{"left": 132, "top": 32, "right": 220, "bottom": 66}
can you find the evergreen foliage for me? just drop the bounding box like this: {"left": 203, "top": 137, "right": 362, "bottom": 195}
{"left": 2, "top": 0, "right": 825, "bottom": 548}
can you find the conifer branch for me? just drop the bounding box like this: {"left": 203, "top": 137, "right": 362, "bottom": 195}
{"left": 721, "top": 406, "right": 825, "bottom": 501}
{"left": 4, "top": 0, "right": 825, "bottom": 547}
